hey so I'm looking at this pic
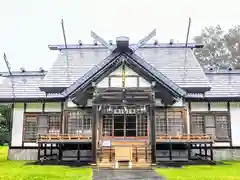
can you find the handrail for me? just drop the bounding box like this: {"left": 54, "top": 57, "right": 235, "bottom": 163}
{"left": 37, "top": 134, "right": 92, "bottom": 142}
{"left": 156, "top": 134, "right": 212, "bottom": 140}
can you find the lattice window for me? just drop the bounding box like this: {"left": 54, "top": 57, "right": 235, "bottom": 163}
{"left": 38, "top": 115, "right": 48, "bottom": 135}
{"left": 102, "top": 114, "right": 113, "bottom": 136}
{"left": 155, "top": 109, "right": 185, "bottom": 136}
{"left": 67, "top": 110, "right": 92, "bottom": 135}
{"left": 48, "top": 114, "right": 61, "bottom": 135}
{"left": 167, "top": 111, "right": 184, "bottom": 136}
{"left": 137, "top": 114, "right": 148, "bottom": 136}
{"left": 155, "top": 111, "right": 166, "bottom": 136}
{"left": 24, "top": 113, "right": 61, "bottom": 141}
{"left": 191, "top": 115, "right": 205, "bottom": 134}
{"left": 216, "top": 115, "right": 229, "bottom": 139}
{"left": 191, "top": 113, "right": 230, "bottom": 140}
{"left": 24, "top": 115, "right": 38, "bottom": 141}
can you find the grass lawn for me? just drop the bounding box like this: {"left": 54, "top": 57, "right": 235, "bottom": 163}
{"left": 0, "top": 146, "right": 92, "bottom": 180}
{"left": 156, "top": 162, "right": 240, "bottom": 180}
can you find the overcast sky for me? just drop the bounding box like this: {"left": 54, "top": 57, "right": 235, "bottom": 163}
{"left": 0, "top": 0, "right": 239, "bottom": 72}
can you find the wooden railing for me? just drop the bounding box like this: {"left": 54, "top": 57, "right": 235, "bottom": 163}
{"left": 37, "top": 134, "right": 92, "bottom": 142}
{"left": 156, "top": 134, "right": 213, "bottom": 142}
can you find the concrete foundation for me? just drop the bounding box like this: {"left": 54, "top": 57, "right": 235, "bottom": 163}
{"left": 8, "top": 148, "right": 240, "bottom": 161}
{"left": 8, "top": 148, "right": 92, "bottom": 161}
{"left": 156, "top": 149, "right": 240, "bottom": 161}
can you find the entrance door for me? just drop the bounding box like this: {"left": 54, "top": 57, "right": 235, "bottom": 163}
{"left": 113, "top": 115, "right": 137, "bottom": 137}
{"left": 114, "top": 115, "right": 124, "bottom": 136}
{"left": 126, "top": 115, "right": 136, "bottom": 137}
{"left": 101, "top": 106, "right": 147, "bottom": 138}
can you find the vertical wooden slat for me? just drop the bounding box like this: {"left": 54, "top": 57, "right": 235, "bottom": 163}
{"left": 227, "top": 102, "right": 232, "bottom": 147}
{"left": 92, "top": 105, "right": 97, "bottom": 163}
{"left": 150, "top": 105, "right": 156, "bottom": 163}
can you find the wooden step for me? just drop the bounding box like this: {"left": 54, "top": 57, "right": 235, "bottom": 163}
{"left": 97, "top": 145, "right": 152, "bottom": 169}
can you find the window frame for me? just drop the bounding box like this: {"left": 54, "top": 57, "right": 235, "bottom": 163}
{"left": 155, "top": 108, "right": 187, "bottom": 136}
{"left": 23, "top": 112, "right": 61, "bottom": 142}
{"left": 65, "top": 109, "right": 92, "bottom": 135}
{"left": 190, "top": 111, "right": 230, "bottom": 142}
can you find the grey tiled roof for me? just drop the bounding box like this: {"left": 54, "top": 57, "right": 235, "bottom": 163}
{"left": 0, "top": 75, "right": 62, "bottom": 101}
{"left": 40, "top": 48, "right": 110, "bottom": 88}
{"left": 135, "top": 48, "right": 210, "bottom": 88}
{"left": 188, "top": 72, "right": 240, "bottom": 99}
{"left": 0, "top": 71, "right": 240, "bottom": 101}
{"left": 40, "top": 46, "right": 210, "bottom": 92}
{"left": 2, "top": 43, "right": 238, "bottom": 101}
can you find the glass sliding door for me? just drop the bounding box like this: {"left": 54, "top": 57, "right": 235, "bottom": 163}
{"left": 102, "top": 106, "right": 148, "bottom": 138}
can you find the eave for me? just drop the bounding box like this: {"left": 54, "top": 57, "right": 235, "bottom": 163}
{"left": 183, "top": 87, "right": 211, "bottom": 94}
{"left": 0, "top": 97, "right": 65, "bottom": 103}
{"left": 186, "top": 96, "right": 240, "bottom": 102}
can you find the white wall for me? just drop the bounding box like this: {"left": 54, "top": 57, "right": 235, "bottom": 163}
{"left": 230, "top": 102, "right": 240, "bottom": 146}
{"left": 11, "top": 103, "right": 24, "bottom": 146}
{"left": 25, "top": 103, "right": 42, "bottom": 112}
{"left": 97, "top": 65, "right": 151, "bottom": 88}
{"left": 191, "top": 102, "right": 208, "bottom": 111}
{"left": 210, "top": 102, "right": 227, "bottom": 111}
{"left": 45, "top": 102, "right": 61, "bottom": 112}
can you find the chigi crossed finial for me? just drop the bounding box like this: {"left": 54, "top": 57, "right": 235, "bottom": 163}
{"left": 90, "top": 29, "right": 156, "bottom": 53}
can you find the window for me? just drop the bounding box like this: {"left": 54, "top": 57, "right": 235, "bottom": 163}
{"left": 155, "top": 111, "right": 166, "bottom": 136}
{"left": 23, "top": 113, "right": 61, "bottom": 142}
{"left": 24, "top": 115, "right": 38, "bottom": 141}
{"left": 167, "top": 111, "right": 185, "bottom": 136}
{"left": 66, "top": 110, "right": 92, "bottom": 135}
{"left": 137, "top": 114, "right": 148, "bottom": 136}
{"left": 102, "top": 106, "right": 148, "bottom": 137}
{"left": 155, "top": 109, "right": 186, "bottom": 136}
{"left": 191, "top": 113, "right": 230, "bottom": 140}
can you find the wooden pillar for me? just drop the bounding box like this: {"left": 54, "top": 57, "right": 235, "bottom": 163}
{"left": 169, "top": 143, "right": 172, "bottom": 160}
{"left": 77, "top": 144, "right": 80, "bottom": 161}
{"left": 204, "top": 144, "right": 207, "bottom": 156}
{"left": 92, "top": 105, "right": 97, "bottom": 163}
{"left": 150, "top": 105, "right": 156, "bottom": 163}
{"left": 44, "top": 143, "right": 47, "bottom": 159}
{"left": 210, "top": 143, "right": 213, "bottom": 161}
{"left": 58, "top": 144, "right": 62, "bottom": 161}
{"left": 60, "top": 102, "right": 64, "bottom": 134}
{"left": 50, "top": 144, "right": 53, "bottom": 156}
{"left": 188, "top": 143, "right": 191, "bottom": 160}
{"left": 37, "top": 143, "right": 41, "bottom": 161}
{"left": 199, "top": 144, "right": 202, "bottom": 156}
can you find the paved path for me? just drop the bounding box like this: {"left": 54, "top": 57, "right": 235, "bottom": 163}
{"left": 92, "top": 169, "right": 166, "bottom": 180}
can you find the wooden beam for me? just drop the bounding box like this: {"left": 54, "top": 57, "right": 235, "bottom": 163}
{"left": 150, "top": 105, "right": 156, "bottom": 163}
{"left": 92, "top": 105, "right": 97, "bottom": 163}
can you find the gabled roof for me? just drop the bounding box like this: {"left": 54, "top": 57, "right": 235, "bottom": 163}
{"left": 68, "top": 53, "right": 186, "bottom": 100}
{"left": 39, "top": 44, "right": 210, "bottom": 95}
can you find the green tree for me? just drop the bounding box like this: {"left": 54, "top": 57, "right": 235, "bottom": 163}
{"left": 193, "top": 25, "right": 240, "bottom": 69}
{"left": 0, "top": 105, "right": 12, "bottom": 144}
